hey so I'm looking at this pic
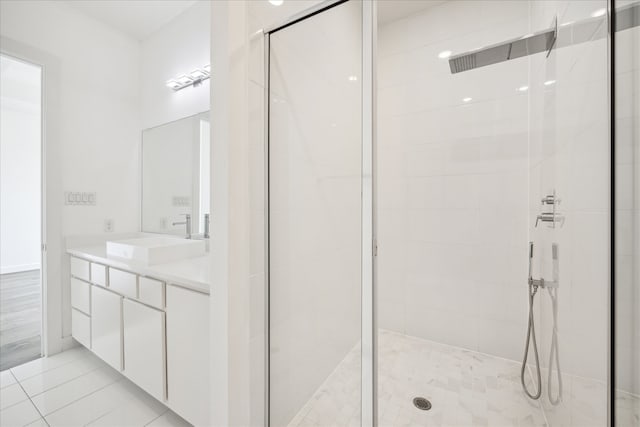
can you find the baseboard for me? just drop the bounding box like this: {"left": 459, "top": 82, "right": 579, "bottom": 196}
{"left": 1, "top": 263, "right": 41, "bottom": 275}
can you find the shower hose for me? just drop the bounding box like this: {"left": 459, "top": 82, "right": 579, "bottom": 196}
{"left": 521, "top": 281, "right": 542, "bottom": 400}
{"left": 520, "top": 281, "right": 563, "bottom": 404}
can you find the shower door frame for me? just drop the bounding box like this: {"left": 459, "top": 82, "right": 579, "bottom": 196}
{"left": 264, "top": 0, "right": 621, "bottom": 425}
{"left": 263, "top": 0, "right": 377, "bottom": 425}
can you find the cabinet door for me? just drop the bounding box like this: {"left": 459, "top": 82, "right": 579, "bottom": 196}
{"left": 166, "top": 285, "right": 209, "bottom": 426}
{"left": 91, "top": 286, "right": 122, "bottom": 370}
{"left": 123, "top": 299, "right": 165, "bottom": 402}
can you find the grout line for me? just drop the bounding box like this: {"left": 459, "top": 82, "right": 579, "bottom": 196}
{"left": 38, "top": 375, "right": 124, "bottom": 419}
{"left": 12, "top": 372, "right": 50, "bottom": 426}
{"left": 143, "top": 409, "right": 170, "bottom": 426}
{"left": 10, "top": 347, "right": 90, "bottom": 383}
{"left": 23, "top": 357, "right": 104, "bottom": 399}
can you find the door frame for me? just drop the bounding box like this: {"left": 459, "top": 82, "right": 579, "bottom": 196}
{"left": 1, "top": 36, "right": 64, "bottom": 357}
{"left": 263, "top": 1, "right": 377, "bottom": 425}
{"left": 0, "top": 51, "right": 45, "bottom": 359}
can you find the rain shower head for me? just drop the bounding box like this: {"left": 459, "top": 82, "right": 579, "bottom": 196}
{"left": 448, "top": 22, "right": 557, "bottom": 74}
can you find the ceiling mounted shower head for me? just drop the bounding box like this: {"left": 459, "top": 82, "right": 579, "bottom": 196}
{"left": 448, "top": 18, "right": 557, "bottom": 74}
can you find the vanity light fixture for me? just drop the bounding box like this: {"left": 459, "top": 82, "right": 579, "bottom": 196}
{"left": 462, "top": 97, "right": 472, "bottom": 103}
{"left": 348, "top": 75, "right": 358, "bottom": 81}
{"left": 166, "top": 65, "right": 211, "bottom": 91}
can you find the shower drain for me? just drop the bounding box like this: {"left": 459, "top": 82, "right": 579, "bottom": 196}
{"left": 412, "top": 397, "right": 432, "bottom": 411}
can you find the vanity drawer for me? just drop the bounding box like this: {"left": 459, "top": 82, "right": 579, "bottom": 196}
{"left": 109, "top": 268, "right": 137, "bottom": 298}
{"left": 139, "top": 277, "right": 164, "bottom": 309}
{"left": 70, "top": 277, "right": 91, "bottom": 314}
{"left": 70, "top": 257, "right": 90, "bottom": 281}
{"left": 90, "top": 263, "right": 107, "bottom": 287}
{"left": 72, "top": 308, "right": 91, "bottom": 348}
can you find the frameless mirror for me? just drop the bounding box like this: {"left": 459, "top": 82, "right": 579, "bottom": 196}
{"left": 141, "top": 111, "right": 210, "bottom": 237}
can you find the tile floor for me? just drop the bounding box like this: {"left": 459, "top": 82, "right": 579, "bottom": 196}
{"left": 0, "top": 346, "right": 191, "bottom": 427}
{"left": 288, "top": 330, "right": 640, "bottom": 427}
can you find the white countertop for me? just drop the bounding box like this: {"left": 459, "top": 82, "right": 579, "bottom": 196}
{"left": 67, "top": 245, "right": 211, "bottom": 295}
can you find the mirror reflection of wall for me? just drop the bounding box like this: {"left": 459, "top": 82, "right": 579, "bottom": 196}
{"left": 142, "top": 111, "right": 210, "bottom": 236}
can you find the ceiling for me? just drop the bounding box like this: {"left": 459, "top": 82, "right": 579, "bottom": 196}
{"left": 64, "top": 1, "right": 198, "bottom": 40}
{"left": 377, "top": 0, "right": 446, "bottom": 24}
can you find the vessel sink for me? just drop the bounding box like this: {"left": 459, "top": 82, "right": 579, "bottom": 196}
{"left": 106, "top": 237, "right": 206, "bottom": 265}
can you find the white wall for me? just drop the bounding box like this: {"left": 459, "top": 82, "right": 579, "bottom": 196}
{"left": 0, "top": 0, "right": 141, "bottom": 349}
{"left": 141, "top": 0, "right": 210, "bottom": 130}
{"left": 0, "top": 55, "right": 41, "bottom": 274}
{"left": 377, "top": 0, "right": 531, "bottom": 361}
{"left": 210, "top": 2, "right": 323, "bottom": 425}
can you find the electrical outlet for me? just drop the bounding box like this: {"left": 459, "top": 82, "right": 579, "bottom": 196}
{"left": 104, "top": 219, "right": 114, "bottom": 232}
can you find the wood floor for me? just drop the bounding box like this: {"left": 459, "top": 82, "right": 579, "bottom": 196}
{"left": 0, "top": 270, "right": 41, "bottom": 371}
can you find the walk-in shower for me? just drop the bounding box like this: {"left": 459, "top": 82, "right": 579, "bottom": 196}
{"left": 262, "top": 0, "right": 640, "bottom": 426}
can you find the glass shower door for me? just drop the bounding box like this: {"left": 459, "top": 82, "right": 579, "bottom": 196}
{"left": 267, "top": 2, "right": 365, "bottom": 426}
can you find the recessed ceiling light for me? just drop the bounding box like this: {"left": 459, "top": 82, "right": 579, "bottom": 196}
{"left": 518, "top": 85, "right": 529, "bottom": 92}
{"left": 438, "top": 50, "right": 452, "bottom": 59}
{"left": 591, "top": 8, "right": 606, "bottom": 18}
{"left": 269, "top": 0, "right": 284, "bottom": 5}
{"left": 544, "top": 80, "right": 556, "bottom": 86}
{"left": 348, "top": 75, "right": 358, "bottom": 81}
{"left": 463, "top": 97, "right": 472, "bottom": 103}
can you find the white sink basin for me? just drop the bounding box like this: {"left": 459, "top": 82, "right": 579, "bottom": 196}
{"left": 106, "top": 237, "right": 206, "bottom": 265}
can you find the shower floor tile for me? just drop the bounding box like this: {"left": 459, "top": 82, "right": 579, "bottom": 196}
{"left": 287, "top": 330, "right": 639, "bottom": 427}
{"left": 288, "top": 330, "right": 547, "bottom": 427}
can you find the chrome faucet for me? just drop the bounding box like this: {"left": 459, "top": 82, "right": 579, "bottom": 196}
{"left": 204, "top": 214, "right": 210, "bottom": 239}
{"left": 535, "top": 190, "right": 564, "bottom": 228}
{"left": 172, "top": 214, "right": 192, "bottom": 239}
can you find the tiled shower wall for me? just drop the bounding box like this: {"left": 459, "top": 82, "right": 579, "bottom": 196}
{"left": 378, "top": 0, "right": 616, "bottom": 399}
{"left": 377, "top": 0, "right": 532, "bottom": 361}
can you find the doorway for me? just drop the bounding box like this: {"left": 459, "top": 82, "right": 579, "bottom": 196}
{"left": 0, "top": 53, "right": 43, "bottom": 371}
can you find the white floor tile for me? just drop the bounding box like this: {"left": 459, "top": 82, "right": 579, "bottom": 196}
{"left": 1, "top": 369, "right": 18, "bottom": 389}
{"left": 31, "top": 365, "right": 122, "bottom": 416}
{"left": 24, "top": 418, "right": 48, "bottom": 427}
{"left": 87, "top": 399, "right": 166, "bottom": 427}
{"left": 10, "top": 347, "right": 88, "bottom": 381}
{"left": 145, "top": 411, "right": 192, "bottom": 427}
{"left": 44, "top": 381, "right": 130, "bottom": 427}
{"left": 0, "top": 399, "right": 42, "bottom": 426}
{"left": 20, "top": 352, "right": 103, "bottom": 397}
{"left": 0, "top": 383, "right": 29, "bottom": 410}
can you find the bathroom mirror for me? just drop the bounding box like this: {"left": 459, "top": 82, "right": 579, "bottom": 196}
{"left": 141, "top": 111, "right": 210, "bottom": 237}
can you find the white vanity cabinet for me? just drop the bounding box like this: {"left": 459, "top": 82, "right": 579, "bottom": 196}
{"left": 68, "top": 253, "right": 208, "bottom": 426}
{"left": 91, "top": 286, "right": 123, "bottom": 370}
{"left": 166, "top": 285, "right": 209, "bottom": 427}
{"left": 123, "top": 299, "right": 166, "bottom": 402}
